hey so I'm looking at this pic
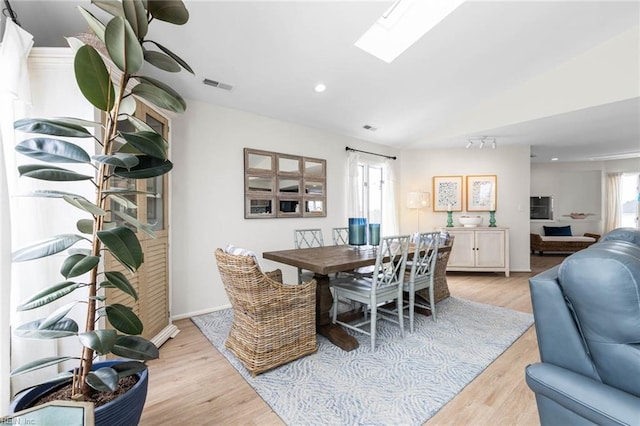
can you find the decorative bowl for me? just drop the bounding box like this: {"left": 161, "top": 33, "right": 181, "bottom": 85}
{"left": 459, "top": 216, "right": 483, "bottom": 227}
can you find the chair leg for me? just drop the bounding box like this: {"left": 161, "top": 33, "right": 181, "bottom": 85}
{"left": 370, "top": 305, "right": 377, "bottom": 351}
{"left": 398, "top": 288, "right": 405, "bottom": 338}
{"left": 429, "top": 280, "right": 436, "bottom": 322}
{"left": 331, "top": 291, "right": 339, "bottom": 324}
{"left": 409, "top": 289, "right": 415, "bottom": 333}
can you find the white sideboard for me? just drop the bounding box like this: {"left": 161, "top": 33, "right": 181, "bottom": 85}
{"left": 444, "top": 227, "right": 510, "bottom": 277}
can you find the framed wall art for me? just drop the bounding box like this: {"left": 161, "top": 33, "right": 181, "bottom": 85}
{"left": 432, "top": 176, "right": 463, "bottom": 211}
{"left": 467, "top": 175, "right": 497, "bottom": 211}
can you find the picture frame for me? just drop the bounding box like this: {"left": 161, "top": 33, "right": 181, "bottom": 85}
{"left": 433, "top": 176, "right": 463, "bottom": 211}
{"left": 466, "top": 175, "right": 497, "bottom": 211}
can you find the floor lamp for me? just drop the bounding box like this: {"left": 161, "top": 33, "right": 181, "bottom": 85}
{"left": 407, "top": 191, "right": 430, "bottom": 233}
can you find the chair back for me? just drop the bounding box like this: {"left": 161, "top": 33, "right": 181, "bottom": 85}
{"left": 409, "top": 232, "right": 440, "bottom": 282}
{"left": 372, "top": 235, "right": 411, "bottom": 289}
{"left": 332, "top": 227, "right": 349, "bottom": 245}
{"left": 294, "top": 228, "right": 324, "bottom": 249}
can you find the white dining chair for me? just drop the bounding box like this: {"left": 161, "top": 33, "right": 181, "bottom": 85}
{"left": 332, "top": 227, "right": 349, "bottom": 245}
{"left": 294, "top": 228, "right": 324, "bottom": 283}
{"left": 330, "top": 234, "right": 411, "bottom": 350}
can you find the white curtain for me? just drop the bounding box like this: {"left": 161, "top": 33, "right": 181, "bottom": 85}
{"left": 605, "top": 172, "right": 622, "bottom": 233}
{"left": 381, "top": 158, "right": 399, "bottom": 236}
{"left": 346, "top": 151, "right": 363, "bottom": 217}
{"left": 0, "top": 19, "right": 33, "bottom": 415}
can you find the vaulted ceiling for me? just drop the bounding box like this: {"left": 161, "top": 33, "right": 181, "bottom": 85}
{"left": 6, "top": 1, "right": 640, "bottom": 163}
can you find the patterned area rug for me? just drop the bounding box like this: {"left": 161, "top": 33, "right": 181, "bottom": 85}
{"left": 191, "top": 297, "right": 533, "bottom": 426}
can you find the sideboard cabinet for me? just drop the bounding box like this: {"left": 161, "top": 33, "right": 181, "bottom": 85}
{"left": 445, "top": 227, "right": 510, "bottom": 277}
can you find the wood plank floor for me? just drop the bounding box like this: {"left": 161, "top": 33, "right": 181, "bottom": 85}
{"left": 140, "top": 254, "right": 568, "bottom": 425}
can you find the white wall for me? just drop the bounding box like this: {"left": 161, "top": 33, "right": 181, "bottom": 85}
{"left": 170, "top": 100, "right": 400, "bottom": 318}
{"left": 398, "top": 144, "right": 531, "bottom": 272}
{"left": 530, "top": 158, "right": 640, "bottom": 236}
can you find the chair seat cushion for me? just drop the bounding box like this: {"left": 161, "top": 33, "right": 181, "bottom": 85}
{"left": 539, "top": 236, "right": 596, "bottom": 242}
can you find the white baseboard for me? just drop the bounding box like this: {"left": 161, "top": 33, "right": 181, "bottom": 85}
{"left": 171, "top": 304, "right": 232, "bottom": 321}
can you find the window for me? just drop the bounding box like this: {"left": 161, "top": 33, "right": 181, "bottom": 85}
{"left": 357, "top": 163, "right": 383, "bottom": 225}
{"left": 620, "top": 173, "right": 639, "bottom": 228}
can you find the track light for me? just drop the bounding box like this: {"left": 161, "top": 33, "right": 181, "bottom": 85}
{"left": 492, "top": 140, "right": 496, "bottom": 149}
{"left": 465, "top": 141, "right": 473, "bottom": 149}
{"left": 479, "top": 140, "right": 485, "bottom": 149}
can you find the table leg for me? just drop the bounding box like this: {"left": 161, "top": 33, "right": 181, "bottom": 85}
{"left": 314, "top": 273, "right": 359, "bottom": 351}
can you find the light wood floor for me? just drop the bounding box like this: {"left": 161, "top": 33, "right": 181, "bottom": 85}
{"left": 140, "top": 254, "right": 567, "bottom": 426}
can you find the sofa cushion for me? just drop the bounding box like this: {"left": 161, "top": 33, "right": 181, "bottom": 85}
{"left": 544, "top": 225, "right": 572, "bottom": 236}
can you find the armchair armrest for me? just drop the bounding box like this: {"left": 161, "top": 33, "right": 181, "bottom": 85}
{"left": 526, "top": 363, "right": 640, "bottom": 426}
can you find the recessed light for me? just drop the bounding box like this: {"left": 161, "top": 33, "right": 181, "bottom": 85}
{"left": 314, "top": 83, "right": 326, "bottom": 93}
{"left": 551, "top": 157, "right": 559, "bottom": 161}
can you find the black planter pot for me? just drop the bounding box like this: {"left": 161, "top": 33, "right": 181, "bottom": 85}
{"left": 10, "top": 360, "right": 149, "bottom": 426}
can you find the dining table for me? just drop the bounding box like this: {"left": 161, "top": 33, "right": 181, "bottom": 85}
{"left": 263, "top": 245, "right": 382, "bottom": 351}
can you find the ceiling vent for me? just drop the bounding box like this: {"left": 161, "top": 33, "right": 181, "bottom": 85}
{"left": 363, "top": 124, "right": 378, "bottom": 131}
{"left": 203, "top": 78, "right": 234, "bottom": 91}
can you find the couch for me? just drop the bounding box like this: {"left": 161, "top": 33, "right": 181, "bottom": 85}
{"left": 530, "top": 225, "right": 599, "bottom": 255}
{"left": 525, "top": 230, "right": 640, "bottom": 425}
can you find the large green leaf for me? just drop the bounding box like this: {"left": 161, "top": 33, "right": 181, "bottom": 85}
{"left": 123, "top": 0, "right": 148, "bottom": 38}
{"left": 105, "top": 303, "right": 143, "bottom": 335}
{"left": 125, "top": 115, "right": 155, "bottom": 132}
{"left": 12, "top": 234, "right": 87, "bottom": 262}
{"left": 112, "top": 210, "right": 156, "bottom": 239}
{"left": 109, "top": 194, "right": 138, "bottom": 210}
{"left": 143, "top": 49, "right": 181, "bottom": 72}
{"left": 92, "top": 0, "right": 124, "bottom": 17}
{"left": 112, "top": 335, "right": 159, "bottom": 360}
{"left": 15, "top": 318, "right": 79, "bottom": 339}
{"left": 111, "top": 360, "right": 146, "bottom": 378}
{"left": 17, "top": 281, "right": 80, "bottom": 311}
{"left": 114, "top": 155, "right": 172, "bottom": 179}
{"left": 18, "top": 164, "right": 93, "bottom": 181}
{"left": 103, "top": 188, "right": 155, "bottom": 196}
{"left": 16, "top": 138, "right": 91, "bottom": 163}
{"left": 86, "top": 367, "right": 118, "bottom": 392}
{"left": 144, "top": 40, "right": 193, "bottom": 74}
{"left": 120, "top": 130, "right": 168, "bottom": 159}
{"left": 75, "top": 45, "right": 115, "bottom": 112}
{"left": 105, "top": 16, "right": 143, "bottom": 74}
{"left": 10, "top": 356, "right": 76, "bottom": 377}
{"left": 104, "top": 271, "right": 138, "bottom": 301}
{"left": 14, "top": 118, "right": 93, "bottom": 138}
{"left": 78, "top": 329, "right": 117, "bottom": 355}
{"left": 26, "top": 189, "right": 84, "bottom": 199}
{"left": 93, "top": 153, "right": 141, "bottom": 169}
{"left": 63, "top": 195, "right": 107, "bottom": 217}
{"left": 148, "top": 0, "right": 189, "bottom": 24}
{"left": 76, "top": 219, "right": 94, "bottom": 234}
{"left": 97, "top": 227, "right": 142, "bottom": 272}
{"left": 39, "top": 302, "right": 77, "bottom": 329}
{"left": 137, "top": 76, "right": 186, "bottom": 111}
{"left": 77, "top": 6, "right": 106, "bottom": 42}
{"left": 60, "top": 254, "right": 101, "bottom": 278}
{"left": 131, "top": 81, "right": 185, "bottom": 113}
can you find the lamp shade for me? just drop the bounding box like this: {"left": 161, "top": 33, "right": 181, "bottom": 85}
{"left": 407, "top": 191, "right": 430, "bottom": 209}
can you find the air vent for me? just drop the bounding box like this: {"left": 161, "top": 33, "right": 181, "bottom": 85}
{"left": 363, "top": 124, "right": 378, "bottom": 131}
{"left": 203, "top": 78, "right": 234, "bottom": 91}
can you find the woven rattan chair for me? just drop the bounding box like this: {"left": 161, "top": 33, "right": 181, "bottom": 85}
{"left": 214, "top": 248, "right": 317, "bottom": 375}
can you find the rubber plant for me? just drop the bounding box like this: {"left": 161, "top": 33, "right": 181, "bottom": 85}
{"left": 10, "top": 0, "right": 192, "bottom": 400}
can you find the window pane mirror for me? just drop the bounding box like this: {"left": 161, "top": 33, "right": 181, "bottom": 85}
{"left": 244, "top": 148, "right": 326, "bottom": 218}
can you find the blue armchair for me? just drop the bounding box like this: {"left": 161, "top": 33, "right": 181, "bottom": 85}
{"left": 526, "top": 237, "right": 640, "bottom": 425}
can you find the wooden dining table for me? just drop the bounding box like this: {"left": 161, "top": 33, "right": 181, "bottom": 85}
{"left": 263, "top": 245, "right": 382, "bottom": 351}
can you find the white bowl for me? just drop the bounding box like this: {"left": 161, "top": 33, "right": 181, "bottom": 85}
{"left": 459, "top": 216, "right": 483, "bottom": 227}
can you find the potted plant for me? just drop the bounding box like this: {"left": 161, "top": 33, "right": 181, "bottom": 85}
{"left": 8, "top": 0, "right": 192, "bottom": 422}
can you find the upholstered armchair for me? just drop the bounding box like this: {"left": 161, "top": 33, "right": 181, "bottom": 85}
{"left": 214, "top": 248, "right": 317, "bottom": 376}
{"left": 599, "top": 227, "right": 640, "bottom": 246}
{"left": 526, "top": 239, "right": 640, "bottom": 425}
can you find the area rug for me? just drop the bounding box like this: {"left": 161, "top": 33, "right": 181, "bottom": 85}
{"left": 191, "top": 297, "right": 533, "bottom": 426}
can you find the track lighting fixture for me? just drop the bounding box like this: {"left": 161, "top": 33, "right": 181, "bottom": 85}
{"left": 465, "top": 141, "right": 473, "bottom": 149}
{"left": 466, "top": 137, "right": 497, "bottom": 149}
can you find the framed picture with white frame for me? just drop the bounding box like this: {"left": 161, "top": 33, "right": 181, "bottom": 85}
{"left": 466, "top": 175, "right": 497, "bottom": 211}
{"left": 433, "top": 176, "right": 463, "bottom": 211}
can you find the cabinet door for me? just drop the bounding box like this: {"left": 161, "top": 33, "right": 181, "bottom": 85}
{"left": 447, "top": 230, "right": 475, "bottom": 267}
{"left": 475, "top": 230, "right": 506, "bottom": 267}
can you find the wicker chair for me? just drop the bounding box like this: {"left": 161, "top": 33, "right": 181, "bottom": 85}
{"left": 214, "top": 248, "right": 318, "bottom": 376}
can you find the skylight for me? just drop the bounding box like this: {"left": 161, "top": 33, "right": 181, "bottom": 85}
{"left": 355, "top": 0, "right": 465, "bottom": 63}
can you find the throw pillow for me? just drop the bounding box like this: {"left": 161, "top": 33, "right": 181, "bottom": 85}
{"left": 543, "top": 225, "right": 572, "bottom": 236}
{"left": 224, "top": 244, "right": 262, "bottom": 270}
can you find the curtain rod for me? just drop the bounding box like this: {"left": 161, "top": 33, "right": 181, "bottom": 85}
{"left": 345, "top": 146, "right": 396, "bottom": 160}
{"left": 3, "top": 0, "right": 21, "bottom": 27}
